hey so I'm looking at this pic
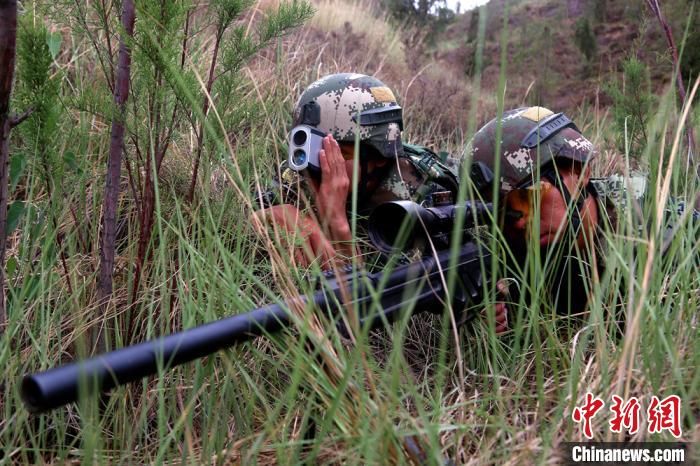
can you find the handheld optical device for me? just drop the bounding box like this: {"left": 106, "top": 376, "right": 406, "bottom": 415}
{"left": 287, "top": 125, "right": 325, "bottom": 176}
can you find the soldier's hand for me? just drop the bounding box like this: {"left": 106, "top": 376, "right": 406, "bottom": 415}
{"left": 251, "top": 204, "right": 337, "bottom": 270}
{"left": 494, "top": 302, "right": 508, "bottom": 334}
{"left": 309, "top": 135, "right": 351, "bottom": 241}
{"left": 483, "top": 279, "right": 510, "bottom": 334}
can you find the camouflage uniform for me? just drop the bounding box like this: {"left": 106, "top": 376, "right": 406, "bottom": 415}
{"left": 590, "top": 173, "right": 647, "bottom": 208}
{"left": 464, "top": 107, "right": 606, "bottom": 316}
{"left": 465, "top": 106, "right": 700, "bottom": 316}
{"left": 256, "top": 73, "right": 459, "bottom": 263}
{"left": 591, "top": 173, "right": 699, "bottom": 249}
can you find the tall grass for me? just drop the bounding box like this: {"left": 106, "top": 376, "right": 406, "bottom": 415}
{"left": 1, "top": 1, "right": 699, "bottom": 465}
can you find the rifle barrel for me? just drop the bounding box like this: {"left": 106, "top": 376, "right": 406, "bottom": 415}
{"left": 21, "top": 302, "right": 294, "bottom": 413}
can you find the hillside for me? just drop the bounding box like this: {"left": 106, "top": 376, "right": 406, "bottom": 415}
{"left": 434, "top": 0, "right": 680, "bottom": 112}
{"left": 268, "top": 0, "right": 697, "bottom": 148}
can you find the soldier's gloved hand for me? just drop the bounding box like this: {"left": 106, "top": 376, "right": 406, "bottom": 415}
{"left": 309, "top": 135, "right": 351, "bottom": 242}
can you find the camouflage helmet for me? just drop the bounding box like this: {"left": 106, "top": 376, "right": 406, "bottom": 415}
{"left": 292, "top": 73, "right": 404, "bottom": 158}
{"left": 467, "top": 106, "right": 596, "bottom": 195}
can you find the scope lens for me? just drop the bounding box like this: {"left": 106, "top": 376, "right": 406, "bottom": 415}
{"left": 368, "top": 202, "right": 419, "bottom": 254}
{"left": 292, "top": 149, "right": 307, "bottom": 167}
{"left": 292, "top": 130, "right": 307, "bottom": 146}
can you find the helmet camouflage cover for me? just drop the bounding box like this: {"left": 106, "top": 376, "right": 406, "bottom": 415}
{"left": 292, "top": 73, "right": 404, "bottom": 158}
{"left": 466, "top": 106, "right": 597, "bottom": 195}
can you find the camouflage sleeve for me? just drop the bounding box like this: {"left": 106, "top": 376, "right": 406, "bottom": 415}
{"left": 591, "top": 173, "right": 700, "bottom": 237}
{"left": 666, "top": 198, "right": 700, "bottom": 221}
{"left": 589, "top": 173, "right": 647, "bottom": 209}
{"left": 590, "top": 173, "right": 700, "bottom": 217}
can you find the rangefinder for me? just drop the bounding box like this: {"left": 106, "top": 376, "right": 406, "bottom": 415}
{"left": 287, "top": 125, "right": 325, "bottom": 176}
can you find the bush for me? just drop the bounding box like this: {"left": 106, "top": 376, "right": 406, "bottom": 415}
{"left": 605, "top": 57, "right": 655, "bottom": 160}
{"left": 574, "top": 18, "right": 597, "bottom": 63}
{"left": 14, "top": 15, "right": 61, "bottom": 189}
{"left": 679, "top": 5, "right": 700, "bottom": 82}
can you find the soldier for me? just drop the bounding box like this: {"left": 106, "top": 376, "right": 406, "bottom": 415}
{"left": 466, "top": 106, "right": 617, "bottom": 331}
{"left": 254, "top": 73, "right": 459, "bottom": 270}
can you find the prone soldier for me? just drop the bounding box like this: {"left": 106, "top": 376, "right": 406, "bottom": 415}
{"left": 465, "top": 106, "right": 605, "bottom": 327}
{"left": 253, "top": 72, "right": 459, "bottom": 270}
{"left": 465, "top": 105, "right": 699, "bottom": 331}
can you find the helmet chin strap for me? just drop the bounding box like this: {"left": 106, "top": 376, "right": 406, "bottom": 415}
{"left": 357, "top": 156, "right": 370, "bottom": 201}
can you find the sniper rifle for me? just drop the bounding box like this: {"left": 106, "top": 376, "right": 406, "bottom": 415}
{"left": 22, "top": 199, "right": 492, "bottom": 413}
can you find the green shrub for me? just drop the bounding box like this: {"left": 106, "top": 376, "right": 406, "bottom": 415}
{"left": 574, "top": 17, "right": 597, "bottom": 63}
{"left": 14, "top": 15, "right": 61, "bottom": 190}
{"left": 605, "top": 57, "right": 655, "bottom": 160}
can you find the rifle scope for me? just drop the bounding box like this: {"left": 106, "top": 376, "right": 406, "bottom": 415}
{"left": 368, "top": 200, "right": 492, "bottom": 254}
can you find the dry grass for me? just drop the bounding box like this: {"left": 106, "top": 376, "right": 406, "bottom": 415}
{"left": 309, "top": 0, "right": 406, "bottom": 68}
{"left": 2, "top": 1, "right": 699, "bottom": 464}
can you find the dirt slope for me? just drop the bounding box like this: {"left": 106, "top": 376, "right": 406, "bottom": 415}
{"left": 430, "top": 0, "right": 682, "bottom": 117}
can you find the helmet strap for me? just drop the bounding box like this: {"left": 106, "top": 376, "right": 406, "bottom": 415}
{"left": 357, "top": 155, "right": 370, "bottom": 202}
